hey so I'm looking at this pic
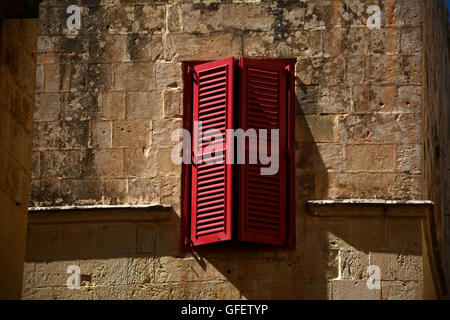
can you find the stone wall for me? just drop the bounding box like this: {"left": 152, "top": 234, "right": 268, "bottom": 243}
{"left": 422, "top": 0, "right": 450, "bottom": 291}
{"left": 25, "top": 0, "right": 440, "bottom": 300}
{"left": 31, "top": 0, "right": 424, "bottom": 208}
{"left": 0, "top": 19, "right": 37, "bottom": 299}
{"left": 23, "top": 203, "right": 427, "bottom": 300}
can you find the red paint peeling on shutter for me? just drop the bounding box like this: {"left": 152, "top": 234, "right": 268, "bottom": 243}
{"left": 238, "top": 58, "right": 288, "bottom": 246}
{"left": 190, "top": 57, "right": 234, "bottom": 246}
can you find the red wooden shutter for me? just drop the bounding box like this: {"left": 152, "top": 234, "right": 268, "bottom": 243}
{"left": 190, "top": 57, "right": 234, "bottom": 246}
{"left": 238, "top": 58, "right": 288, "bottom": 246}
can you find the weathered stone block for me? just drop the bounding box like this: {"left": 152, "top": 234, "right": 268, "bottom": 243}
{"left": 297, "top": 56, "right": 346, "bottom": 86}
{"left": 181, "top": 3, "right": 274, "bottom": 33}
{"left": 381, "top": 280, "right": 423, "bottom": 300}
{"left": 124, "top": 148, "right": 158, "bottom": 178}
{"left": 35, "top": 261, "right": 73, "bottom": 288}
{"left": 92, "top": 149, "right": 123, "bottom": 177}
{"left": 127, "top": 33, "right": 164, "bottom": 62}
{"left": 136, "top": 225, "right": 156, "bottom": 254}
{"left": 89, "top": 34, "right": 127, "bottom": 62}
{"left": 102, "top": 92, "right": 126, "bottom": 119}
{"left": 33, "top": 122, "right": 63, "bottom": 150}
{"left": 295, "top": 171, "right": 316, "bottom": 200}
{"left": 328, "top": 172, "right": 422, "bottom": 200}
{"left": 303, "top": 0, "right": 334, "bottom": 30}
{"left": 396, "top": 144, "right": 421, "bottom": 173}
{"left": 127, "top": 91, "right": 162, "bottom": 120}
{"left": 152, "top": 119, "right": 183, "bottom": 147}
{"left": 323, "top": 27, "right": 368, "bottom": 56}
{"left": 332, "top": 280, "right": 381, "bottom": 300}
{"left": 370, "top": 54, "right": 421, "bottom": 85}
{"left": 340, "top": 250, "right": 369, "bottom": 280}
{"left": 370, "top": 28, "right": 401, "bottom": 54}
{"left": 165, "top": 33, "right": 242, "bottom": 61}
{"left": 156, "top": 62, "right": 182, "bottom": 90}
{"left": 243, "top": 30, "right": 322, "bottom": 59}
{"left": 296, "top": 115, "right": 336, "bottom": 143}
{"left": 398, "top": 85, "right": 421, "bottom": 111}
{"left": 338, "top": 114, "right": 421, "bottom": 144}
{"left": 87, "top": 63, "right": 112, "bottom": 93}
{"left": 318, "top": 86, "right": 352, "bottom": 114}
{"left": 297, "top": 247, "right": 339, "bottom": 281}
{"left": 25, "top": 225, "right": 60, "bottom": 263}
{"left": 113, "top": 63, "right": 155, "bottom": 91}
{"left": 386, "top": 218, "right": 422, "bottom": 252}
{"left": 385, "top": 0, "right": 422, "bottom": 27}
{"left": 96, "top": 224, "right": 137, "bottom": 256}
{"left": 370, "top": 253, "right": 423, "bottom": 281}
{"left": 163, "top": 89, "right": 183, "bottom": 118}
{"left": 60, "top": 179, "right": 102, "bottom": 204}
{"left": 59, "top": 225, "right": 97, "bottom": 258}
{"left": 134, "top": 4, "right": 165, "bottom": 33}
{"left": 106, "top": 6, "right": 135, "bottom": 34}
{"left": 90, "top": 121, "right": 112, "bottom": 148}
{"left": 112, "top": 120, "right": 150, "bottom": 147}
{"left": 338, "top": 0, "right": 367, "bottom": 27}
{"left": 154, "top": 256, "right": 226, "bottom": 283}
{"left": 158, "top": 147, "right": 181, "bottom": 176}
{"left": 62, "top": 120, "right": 90, "bottom": 149}
{"left": 345, "top": 145, "right": 396, "bottom": 171}
{"left": 29, "top": 179, "right": 61, "bottom": 207}
{"left": 353, "top": 85, "right": 397, "bottom": 113}
{"left": 84, "top": 5, "right": 108, "bottom": 34}
{"left": 295, "top": 85, "right": 319, "bottom": 115}
{"left": 167, "top": 5, "right": 181, "bottom": 32}
{"left": 40, "top": 150, "right": 83, "bottom": 179}
{"left": 35, "top": 93, "right": 60, "bottom": 122}
{"left": 128, "top": 177, "right": 161, "bottom": 204}
{"left": 30, "top": 151, "right": 40, "bottom": 180}
{"left": 296, "top": 143, "right": 343, "bottom": 172}
{"left": 346, "top": 56, "right": 369, "bottom": 85}
{"left": 102, "top": 179, "right": 127, "bottom": 203}
{"left": 161, "top": 175, "right": 181, "bottom": 207}
{"left": 82, "top": 258, "right": 133, "bottom": 286}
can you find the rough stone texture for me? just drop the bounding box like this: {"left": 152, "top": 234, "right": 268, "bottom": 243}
{"left": 0, "top": 19, "right": 37, "bottom": 299}
{"left": 422, "top": 0, "right": 450, "bottom": 292}
{"left": 31, "top": 0, "right": 427, "bottom": 207}
{"left": 23, "top": 208, "right": 425, "bottom": 300}
{"left": 24, "top": 0, "right": 449, "bottom": 300}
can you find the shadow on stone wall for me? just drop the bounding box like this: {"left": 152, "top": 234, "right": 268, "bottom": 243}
{"left": 23, "top": 87, "right": 331, "bottom": 299}
{"left": 24, "top": 207, "right": 423, "bottom": 300}
{"left": 23, "top": 95, "right": 423, "bottom": 300}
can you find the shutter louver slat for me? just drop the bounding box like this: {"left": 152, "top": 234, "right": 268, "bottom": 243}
{"left": 239, "top": 58, "right": 288, "bottom": 246}
{"left": 190, "top": 57, "right": 234, "bottom": 246}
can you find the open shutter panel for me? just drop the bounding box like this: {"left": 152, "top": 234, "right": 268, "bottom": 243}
{"left": 190, "top": 57, "right": 234, "bottom": 246}
{"left": 239, "top": 58, "right": 288, "bottom": 246}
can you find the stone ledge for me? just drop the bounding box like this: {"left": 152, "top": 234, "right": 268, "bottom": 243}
{"left": 306, "top": 199, "right": 434, "bottom": 218}
{"left": 27, "top": 204, "right": 173, "bottom": 225}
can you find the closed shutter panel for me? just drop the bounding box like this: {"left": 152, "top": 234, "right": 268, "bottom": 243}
{"left": 190, "top": 57, "right": 234, "bottom": 246}
{"left": 238, "top": 58, "right": 288, "bottom": 246}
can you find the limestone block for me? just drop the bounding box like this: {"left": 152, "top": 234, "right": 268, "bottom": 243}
{"left": 127, "top": 91, "right": 162, "bottom": 120}
{"left": 112, "top": 120, "right": 151, "bottom": 147}
{"left": 332, "top": 280, "right": 381, "bottom": 300}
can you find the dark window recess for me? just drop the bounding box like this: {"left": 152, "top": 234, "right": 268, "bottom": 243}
{"left": 181, "top": 57, "right": 295, "bottom": 250}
